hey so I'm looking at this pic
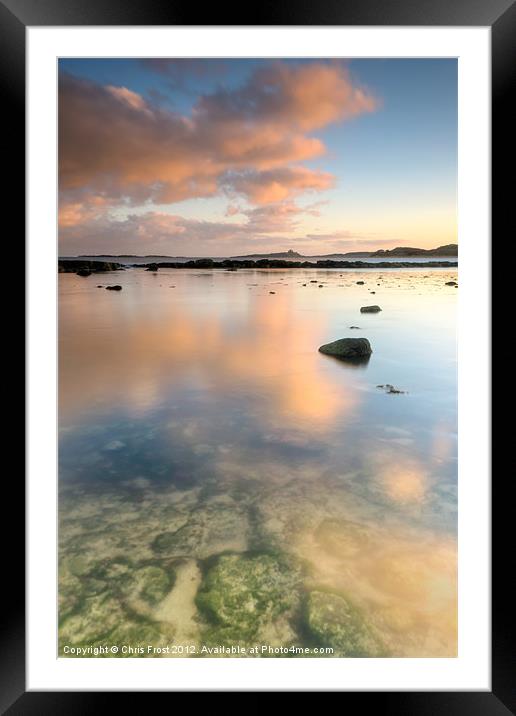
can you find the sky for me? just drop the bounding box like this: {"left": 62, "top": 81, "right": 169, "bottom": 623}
{"left": 58, "top": 58, "right": 457, "bottom": 257}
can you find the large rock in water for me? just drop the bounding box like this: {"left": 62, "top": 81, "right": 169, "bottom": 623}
{"left": 319, "top": 337, "right": 372, "bottom": 359}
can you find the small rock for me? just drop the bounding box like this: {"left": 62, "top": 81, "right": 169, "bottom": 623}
{"left": 269, "top": 291, "right": 276, "bottom": 294}
{"left": 356, "top": 281, "right": 365, "bottom": 285}
{"left": 349, "top": 326, "right": 361, "bottom": 329}
{"left": 319, "top": 337, "right": 372, "bottom": 359}
{"left": 76, "top": 269, "right": 91, "bottom": 277}
{"left": 445, "top": 281, "right": 457, "bottom": 286}
{"left": 360, "top": 305, "right": 382, "bottom": 313}
{"left": 377, "top": 384, "right": 406, "bottom": 394}
{"left": 105, "top": 285, "right": 122, "bottom": 291}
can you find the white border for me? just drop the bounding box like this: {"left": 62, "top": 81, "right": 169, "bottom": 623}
{"left": 27, "top": 26, "right": 490, "bottom": 691}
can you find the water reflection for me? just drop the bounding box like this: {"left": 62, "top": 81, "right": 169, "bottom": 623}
{"left": 319, "top": 353, "right": 372, "bottom": 368}
{"left": 59, "top": 268, "right": 457, "bottom": 657}
{"left": 60, "top": 286, "right": 357, "bottom": 431}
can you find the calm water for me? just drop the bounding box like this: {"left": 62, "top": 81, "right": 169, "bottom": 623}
{"left": 59, "top": 267, "right": 457, "bottom": 657}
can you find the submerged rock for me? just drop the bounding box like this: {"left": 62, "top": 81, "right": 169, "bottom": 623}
{"left": 107, "top": 620, "right": 169, "bottom": 656}
{"left": 319, "top": 337, "right": 372, "bottom": 359}
{"left": 445, "top": 281, "right": 457, "bottom": 286}
{"left": 360, "top": 305, "right": 382, "bottom": 313}
{"left": 305, "top": 591, "right": 386, "bottom": 657}
{"left": 59, "top": 592, "right": 126, "bottom": 644}
{"left": 135, "top": 565, "right": 174, "bottom": 606}
{"left": 196, "top": 553, "right": 302, "bottom": 646}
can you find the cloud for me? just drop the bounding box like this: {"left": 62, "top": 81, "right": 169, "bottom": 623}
{"left": 242, "top": 202, "right": 305, "bottom": 233}
{"left": 298, "top": 232, "right": 395, "bottom": 250}
{"left": 58, "top": 194, "right": 112, "bottom": 227}
{"left": 303, "top": 231, "right": 369, "bottom": 242}
{"left": 59, "top": 208, "right": 387, "bottom": 258}
{"left": 61, "top": 212, "right": 248, "bottom": 256}
{"left": 106, "top": 85, "right": 152, "bottom": 114}
{"left": 60, "top": 208, "right": 299, "bottom": 256}
{"left": 224, "top": 167, "right": 334, "bottom": 204}
{"left": 197, "top": 61, "right": 377, "bottom": 132}
{"left": 59, "top": 62, "right": 377, "bottom": 209}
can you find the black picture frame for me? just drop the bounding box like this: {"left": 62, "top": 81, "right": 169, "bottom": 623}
{"left": 6, "top": 0, "right": 509, "bottom": 708}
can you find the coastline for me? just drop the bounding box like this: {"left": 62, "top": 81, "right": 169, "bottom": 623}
{"left": 58, "top": 258, "right": 458, "bottom": 273}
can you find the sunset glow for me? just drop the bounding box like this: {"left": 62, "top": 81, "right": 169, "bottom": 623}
{"left": 58, "top": 59, "right": 457, "bottom": 257}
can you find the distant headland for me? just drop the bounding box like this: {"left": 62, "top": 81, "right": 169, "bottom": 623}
{"left": 60, "top": 244, "right": 457, "bottom": 266}
{"left": 230, "top": 244, "right": 457, "bottom": 260}
{"left": 58, "top": 243, "right": 458, "bottom": 275}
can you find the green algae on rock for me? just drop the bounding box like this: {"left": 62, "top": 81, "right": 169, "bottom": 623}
{"left": 135, "top": 565, "right": 174, "bottom": 606}
{"left": 196, "top": 553, "right": 302, "bottom": 648}
{"left": 59, "top": 592, "right": 127, "bottom": 645}
{"left": 305, "top": 591, "right": 387, "bottom": 657}
{"left": 106, "top": 619, "right": 171, "bottom": 657}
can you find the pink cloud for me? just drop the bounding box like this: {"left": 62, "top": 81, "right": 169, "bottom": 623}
{"left": 243, "top": 202, "right": 306, "bottom": 233}
{"left": 59, "top": 206, "right": 384, "bottom": 258}
{"left": 106, "top": 85, "right": 153, "bottom": 114}
{"left": 58, "top": 194, "right": 112, "bottom": 227}
{"left": 225, "top": 204, "right": 242, "bottom": 217}
{"left": 226, "top": 167, "right": 334, "bottom": 204}
{"left": 196, "top": 62, "right": 377, "bottom": 132}
{"left": 59, "top": 62, "right": 377, "bottom": 211}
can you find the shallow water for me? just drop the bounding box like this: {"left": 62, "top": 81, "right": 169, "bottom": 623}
{"left": 59, "top": 267, "right": 457, "bottom": 657}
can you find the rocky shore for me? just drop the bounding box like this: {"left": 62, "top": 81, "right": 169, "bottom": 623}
{"left": 58, "top": 259, "right": 123, "bottom": 274}
{"left": 135, "top": 258, "right": 457, "bottom": 270}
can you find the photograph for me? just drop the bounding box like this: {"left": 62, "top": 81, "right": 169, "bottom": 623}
{"left": 57, "top": 57, "right": 459, "bottom": 660}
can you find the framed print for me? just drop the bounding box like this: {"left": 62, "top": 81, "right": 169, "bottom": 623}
{"left": 5, "top": 0, "right": 510, "bottom": 708}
